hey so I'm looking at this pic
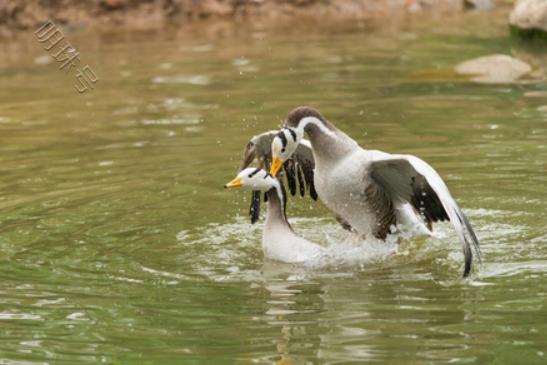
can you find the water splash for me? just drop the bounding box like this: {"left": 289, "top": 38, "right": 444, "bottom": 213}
{"left": 173, "top": 215, "right": 471, "bottom": 282}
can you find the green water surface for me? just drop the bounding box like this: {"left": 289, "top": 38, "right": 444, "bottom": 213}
{"left": 0, "top": 11, "right": 546, "bottom": 365}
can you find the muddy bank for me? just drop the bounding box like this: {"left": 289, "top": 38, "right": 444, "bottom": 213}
{"left": 1, "top": 0, "right": 467, "bottom": 35}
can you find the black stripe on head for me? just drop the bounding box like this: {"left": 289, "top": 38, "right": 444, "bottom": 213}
{"left": 288, "top": 128, "right": 297, "bottom": 142}
{"left": 248, "top": 168, "right": 261, "bottom": 178}
{"left": 277, "top": 130, "right": 287, "bottom": 151}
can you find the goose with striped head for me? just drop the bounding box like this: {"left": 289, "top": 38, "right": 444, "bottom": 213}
{"left": 239, "top": 130, "right": 354, "bottom": 231}
{"left": 269, "top": 106, "right": 482, "bottom": 277}
{"left": 225, "top": 167, "right": 325, "bottom": 264}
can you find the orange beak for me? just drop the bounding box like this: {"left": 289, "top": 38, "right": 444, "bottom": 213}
{"left": 224, "top": 176, "right": 242, "bottom": 188}
{"left": 270, "top": 157, "right": 283, "bottom": 176}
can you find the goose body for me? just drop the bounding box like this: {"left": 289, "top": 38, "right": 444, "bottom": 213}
{"left": 314, "top": 148, "right": 382, "bottom": 236}
{"left": 314, "top": 147, "right": 426, "bottom": 237}
{"left": 225, "top": 168, "right": 325, "bottom": 264}
{"left": 268, "top": 106, "right": 481, "bottom": 276}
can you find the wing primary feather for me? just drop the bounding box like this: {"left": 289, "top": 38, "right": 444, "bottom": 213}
{"left": 408, "top": 177, "right": 449, "bottom": 223}
{"left": 284, "top": 160, "right": 297, "bottom": 196}
{"left": 463, "top": 246, "right": 472, "bottom": 278}
{"left": 297, "top": 164, "right": 306, "bottom": 197}
{"left": 461, "top": 211, "right": 482, "bottom": 263}
{"left": 368, "top": 154, "right": 481, "bottom": 277}
{"left": 302, "top": 159, "right": 318, "bottom": 200}
{"left": 294, "top": 142, "right": 316, "bottom": 200}
{"left": 455, "top": 208, "right": 474, "bottom": 277}
{"left": 302, "top": 160, "right": 313, "bottom": 189}
{"left": 309, "top": 182, "right": 318, "bottom": 200}
{"left": 249, "top": 191, "right": 261, "bottom": 224}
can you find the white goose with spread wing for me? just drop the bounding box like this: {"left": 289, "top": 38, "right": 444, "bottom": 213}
{"left": 225, "top": 167, "right": 325, "bottom": 264}
{"left": 268, "top": 106, "right": 481, "bottom": 277}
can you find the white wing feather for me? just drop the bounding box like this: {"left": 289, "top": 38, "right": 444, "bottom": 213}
{"left": 369, "top": 151, "right": 481, "bottom": 276}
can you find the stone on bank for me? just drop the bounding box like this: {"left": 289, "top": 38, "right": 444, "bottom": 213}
{"left": 509, "top": 0, "right": 547, "bottom": 39}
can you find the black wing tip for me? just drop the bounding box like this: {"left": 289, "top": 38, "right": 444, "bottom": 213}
{"left": 462, "top": 244, "right": 473, "bottom": 278}
{"left": 249, "top": 190, "right": 261, "bottom": 224}
{"left": 461, "top": 211, "right": 483, "bottom": 263}
{"left": 281, "top": 160, "right": 318, "bottom": 201}
{"left": 282, "top": 163, "right": 297, "bottom": 196}
{"left": 310, "top": 187, "right": 318, "bottom": 201}
{"left": 462, "top": 261, "right": 471, "bottom": 278}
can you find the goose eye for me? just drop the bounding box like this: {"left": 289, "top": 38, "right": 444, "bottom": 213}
{"left": 248, "top": 174, "right": 253, "bottom": 178}
{"left": 281, "top": 148, "right": 286, "bottom": 153}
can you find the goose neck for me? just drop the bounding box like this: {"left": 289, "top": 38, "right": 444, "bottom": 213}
{"left": 264, "top": 183, "right": 291, "bottom": 230}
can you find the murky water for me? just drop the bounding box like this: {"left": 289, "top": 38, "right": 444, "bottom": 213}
{"left": 1, "top": 11, "right": 546, "bottom": 365}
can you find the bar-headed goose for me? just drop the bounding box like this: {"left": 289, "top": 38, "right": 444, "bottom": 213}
{"left": 239, "top": 130, "right": 354, "bottom": 231}
{"left": 269, "top": 106, "right": 481, "bottom": 277}
{"left": 225, "top": 167, "right": 325, "bottom": 264}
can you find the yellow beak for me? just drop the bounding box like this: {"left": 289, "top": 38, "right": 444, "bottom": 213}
{"left": 224, "top": 176, "right": 242, "bottom": 188}
{"left": 270, "top": 157, "right": 283, "bottom": 176}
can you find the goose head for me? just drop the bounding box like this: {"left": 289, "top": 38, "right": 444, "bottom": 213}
{"left": 224, "top": 167, "right": 278, "bottom": 192}
{"left": 270, "top": 106, "right": 334, "bottom": 176}
{"left": 239, "top": 131, "right": 278, "bottom": 171}
{"left": 269, "top": 128, "right": 303, "bottom": 176}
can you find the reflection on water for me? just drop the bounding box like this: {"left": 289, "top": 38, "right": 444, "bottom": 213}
{"left": 0, "top": 9, "right": 547, "bottom": 365}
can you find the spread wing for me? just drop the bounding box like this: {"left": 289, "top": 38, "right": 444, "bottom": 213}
{"left": 239, "top": 130, "right": 317, "bottom": 223}
{"left": 368, "top": 151, "right": 481, "bottom": 277}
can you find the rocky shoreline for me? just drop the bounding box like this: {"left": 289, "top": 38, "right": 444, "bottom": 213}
{"left": 509, "top": 0, "right": 547, "bottom": 40}
{"left": 1, "top": 0, "right": 469, "bottom": 35}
